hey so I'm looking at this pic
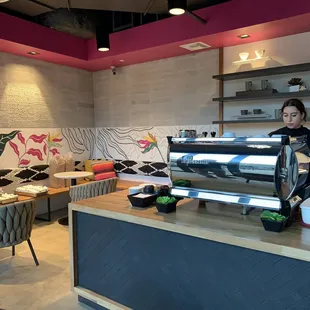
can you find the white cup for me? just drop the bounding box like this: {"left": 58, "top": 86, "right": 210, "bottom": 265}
{"left": 255, "top": 49, "right": 265, "bottom": 59}
{"left": 129, "top": 186, "right": 143, "bottom": 195}
{"left": 239, "top": 52, "right": 249, "bottom": 61}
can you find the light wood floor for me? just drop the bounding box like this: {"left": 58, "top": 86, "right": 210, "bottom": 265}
{"left": 0, "top": 210, "right": 91, "bottom": 310}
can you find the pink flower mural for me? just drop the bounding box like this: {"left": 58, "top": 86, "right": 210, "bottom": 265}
{"left": 9, "top": 132, "right": 63, "bottom": 167}
{"left": 137, "top": 132, "right": 165, "bottom": 162}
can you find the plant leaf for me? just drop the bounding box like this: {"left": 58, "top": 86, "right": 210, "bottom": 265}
{"left": 43, "top": 144, "right": 47, "bottom": 155}
{"left": 9, "top": 141, "right": 19, "bottom": 156}
{"left": 50, "top": 148, "right": 60, "bottom": 156}
{"left": 27, "top": 148, "right": 43, "bottom": 161}
{"left": 0, "top": 130, "right": 20, "bottom": 156}
{"left": 17, "top": 132, "right": 26, "bottom": 145}
{"left": 148, "top": 132, "right": 157, "bottom": 144}
{"left": 53, "top": 138, "right": 63, "bottom": 142}
{"left": 29, "top": 134, "right": 47, "bottom": 144}
{"left": 141, "top": 143, "right": 155, "bottom": 154}
{"left": 47, "top": 142, "right": 62, "bottom": 148}
{"left": 20, "top": 159, "right": 30, "bottom": 166}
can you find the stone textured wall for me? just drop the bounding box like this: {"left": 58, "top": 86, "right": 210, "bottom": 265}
{"left": 93, "top": 50, "right": 219, "bottom": 127}
{"left": 0, "top": 52, "right": 94, "bottom": 128}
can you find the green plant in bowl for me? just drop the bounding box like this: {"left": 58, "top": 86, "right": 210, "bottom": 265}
{"left": 156, "top": 196, "right": 177, "bottom": 204}
{"left": 172, "top": 179, "right": 191, "bottom": 187}
{"left": 156, "top": 196, "right": 177, "bottom": 213}
{"left": 260, "top": 211, "right": 286, "bottom": 222}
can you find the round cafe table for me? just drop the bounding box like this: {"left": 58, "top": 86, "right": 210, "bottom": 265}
{"left": 54, "top": 171, "right": 93, "bottom": 226}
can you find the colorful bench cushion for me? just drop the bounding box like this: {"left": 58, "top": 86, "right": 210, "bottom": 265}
{"left": 92, "top": 161, "right": 115, "bottom": 181}
{"left": 92, "top": 161, "right": 114, "bottom": 174}
{"left": 94, "top": 171, "right": 117, "bottom": 181}
{"left": 84, "top": 159, "right": 106, "bottom": 180}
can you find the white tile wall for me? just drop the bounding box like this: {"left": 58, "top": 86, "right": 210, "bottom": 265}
{"left": 93, "top": 50, "right": 219, "bottom": 127}
{"left": 0, "top": 52, "right": 94, "bottom": 128}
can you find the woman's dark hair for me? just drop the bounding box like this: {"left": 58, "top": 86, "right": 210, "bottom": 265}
{"left": 281, "top": 98, "right": 307, "bottom": 121}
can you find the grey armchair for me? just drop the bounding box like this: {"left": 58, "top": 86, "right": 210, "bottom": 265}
{"left": 69, "top": 177, "right": 118, "bottom": 202}
{"left": 0, "top": 200, "right": 39, "bottom": 266}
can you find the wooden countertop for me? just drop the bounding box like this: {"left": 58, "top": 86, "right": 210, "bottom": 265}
{"left": 69, "top": 190, "right": 310, "bottom": 262}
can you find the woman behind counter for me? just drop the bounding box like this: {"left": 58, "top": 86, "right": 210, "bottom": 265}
{"left": 269, "top": 99, "right": 310, "bottom": 137}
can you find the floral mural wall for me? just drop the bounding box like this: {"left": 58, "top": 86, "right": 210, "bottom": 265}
{"left": 9, "top": 132, "right": 63, "bottom": 167}
{"left": 0, "top": 128, "right": 95, "bottom": 169}
{"left": 0, "top": 125, "right": 218, "bottom": 168}
{"left": 95, "top": 124, "right": 218, "bottom": 163}
{"left": 0, "top": 125, "right": 218, "bottom": 190}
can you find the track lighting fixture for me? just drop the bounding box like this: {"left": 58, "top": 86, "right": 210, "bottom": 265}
{"left": 96, "top": 27, "right": 110, "bottom": 52}
{"left": 168, "top": 0, "right": 187, "bottom": 15}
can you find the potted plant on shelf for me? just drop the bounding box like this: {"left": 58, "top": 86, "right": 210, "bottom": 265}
{"left": 288, "top": 78, "right": 303, "bottom": 92}
{"left": 172, "top": 179, "right": 192, "bottom": 187}
{"left": 260, "top": 210, "right": 288, "bottom": 232}
{"left": 155, "top": 196, "right": 178, "bottom": 213}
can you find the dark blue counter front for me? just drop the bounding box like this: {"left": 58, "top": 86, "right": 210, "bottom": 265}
{"left": 76, "top": 212, "right": 310, "bottom": 310}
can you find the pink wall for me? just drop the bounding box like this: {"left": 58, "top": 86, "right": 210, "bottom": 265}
{"left": 1, "top": 0, "right": 310, "bottom": 71}
{"left": 0, "top": 13, "right": 87, "bottom": 59}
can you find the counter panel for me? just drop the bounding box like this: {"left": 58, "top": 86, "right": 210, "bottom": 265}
{"left": 76, "top": 212, "right": 310, "bottom": 310}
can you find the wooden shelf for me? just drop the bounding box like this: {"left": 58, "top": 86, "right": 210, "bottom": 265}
{"left": 232, "top": 56, "right": 272, "bottom": 65}
{"left": 213, "top": 118, "right": 310, "bottom": 124}
{"left": 213, "top": 91, "right": 310, "bottom": 102}
{"left": 213, "top": 62, "right": 310, "bottom": 81}
{"left": 213, "top": 119, "right": 282, "bottom": 124}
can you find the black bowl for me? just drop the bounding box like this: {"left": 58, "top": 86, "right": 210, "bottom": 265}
{"left": 128, "top": 193, "right": 157, "bottom": 208}
{"left": 253, "top": 109, "right": 262, "bottom": 115}
{"left": 157, "top": 185, "right": 170, "bottom": 197}
{"left": 143, "top": 185, "right": 155, "bottom": 194}
{"left": 155, "top": 201, "right": 177, "bottom": 213}
{"left": 261, "top": 218, "right": 287, "bottom": 232}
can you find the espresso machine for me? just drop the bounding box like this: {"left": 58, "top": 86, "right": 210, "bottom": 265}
{"left": 167, "top": 135, "right": 310, "bottom": 217}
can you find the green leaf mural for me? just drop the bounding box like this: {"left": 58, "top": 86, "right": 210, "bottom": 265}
{"left": 0, "top": 130, "right": 20, "bottom": 156}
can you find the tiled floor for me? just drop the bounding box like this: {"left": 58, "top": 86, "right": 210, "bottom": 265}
{"left": 0, "top": 210, "right": 92, "bottom": 310}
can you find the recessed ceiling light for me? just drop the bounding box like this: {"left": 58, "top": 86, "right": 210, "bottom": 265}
{"left": 179, "top": 42, "right": 211, "bottom": 51}
{"left": 238, "top": 34, "right": 250, "bottom": 39}
{"left": 27, "top": 51, "right": 39, "bottom": 55}
{"left": 119, "top": 60, "right": 124, "bottom": 62}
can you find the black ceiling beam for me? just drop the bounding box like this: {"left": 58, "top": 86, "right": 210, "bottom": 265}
{"left": 185, "top": 10, "right": 207, "bottom": 25}
{"left": 144, "top": 0, "right": 157, "bottom": 16}
{"left": 27, "top": 0, "right": 56, "bottom": 11}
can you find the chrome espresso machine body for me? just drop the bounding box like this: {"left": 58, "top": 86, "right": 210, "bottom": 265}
{"left": 167, "top": 135, "right": 310, "bottom": 216}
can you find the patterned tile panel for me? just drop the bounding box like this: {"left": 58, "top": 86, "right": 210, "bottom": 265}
{"left": 114, "top": 159, "right": 168, "bottom": 178}
{"left": 0, "top": 165, "right": 49, "bottom": 187}
{"left": 0, "top": 159, "right": 168, "bottom": 188}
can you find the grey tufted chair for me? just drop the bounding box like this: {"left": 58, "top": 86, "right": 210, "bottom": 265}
{"left": 0, "top": 201, "right": 39, "bottom": 266}
{"left": 69, "top": 178, "right": 118, "bottom": 202}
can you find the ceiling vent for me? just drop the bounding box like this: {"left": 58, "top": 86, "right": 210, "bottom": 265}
{"left": 179, "top": 42, "right": 211, "bottom": 51}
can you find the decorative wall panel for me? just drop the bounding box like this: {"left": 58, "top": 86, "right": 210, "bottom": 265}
{"left": 0, "top": 128, "right": 95, "bottom": 169}
{"left": 0, "top": 124, "right": 218, "bottom": 189}
{"left": 96, "top": 125, "right": 218, "bottom": 163}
